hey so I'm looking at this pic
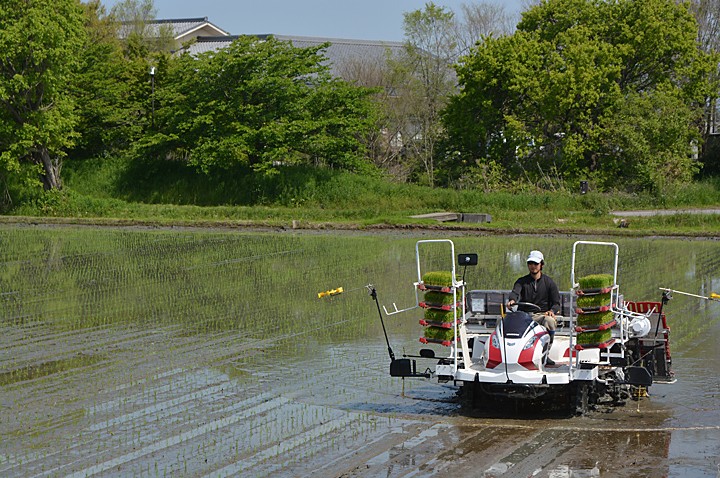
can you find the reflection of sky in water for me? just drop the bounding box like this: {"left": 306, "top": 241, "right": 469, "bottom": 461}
{"left": 669, "top": 429, "right": 720, "bottom": 478}
{"left": 653, "top": 318, "right": 720, "bottom": 477}
{"left": 506, "top": 251, "right": 524, "bottom": 271}
{"left": 711, "top": 277, "right": 720, "bottom": 294}
{"left": 685, "top": 252, "right": 696, "bottom": 281}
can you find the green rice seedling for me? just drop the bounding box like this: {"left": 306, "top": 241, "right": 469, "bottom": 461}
{"left": 3, "top": 225, "right": 716, "bottom": 474}
{"left": 576, "top": 311, "right": 614, "bottom": 327}
{"left": 423, "top": 309, "right": 454, "bottom": 323}
{"left": 423, "top": 291, "right": 456, "bottom": 306}
{"left": 423, "top": 326, "right": 454, "bottom": 341}
{"left": 578, "top": 274, "right": 614, "bottom": 290}
{"left": 421, "top": 271, "right": 454, "bottom": 287}
{"left": 576, "top": 329, "right": 612, "bottom": 345}
{"left": 577, "top": 293, "right": 611, "bottom": 309}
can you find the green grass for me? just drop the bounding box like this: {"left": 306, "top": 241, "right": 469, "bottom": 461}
{"left": 5, "top": 155, "right": 720, "bottom": 236}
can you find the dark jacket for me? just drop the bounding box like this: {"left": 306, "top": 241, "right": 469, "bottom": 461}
{"left": 509, "top": 273, "right": 561, "bottom": 314}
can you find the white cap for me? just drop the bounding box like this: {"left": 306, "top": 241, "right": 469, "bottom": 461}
{"left": 527, "top": 250, "right": 544, "bottom": 263}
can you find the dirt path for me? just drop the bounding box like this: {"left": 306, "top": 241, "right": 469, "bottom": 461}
{"left": 611, "top": 207, "right": 720, "bottom": 217}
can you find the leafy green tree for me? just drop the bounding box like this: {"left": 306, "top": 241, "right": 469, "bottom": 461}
{"left": 137, "top": 36, "right": 378, "bottom": 176}
{"left": 443, "top": 0, "right": 714, "bottom": 192}
{"left": 70, "top": 0, "right": 151, "bottom": 159}
{"left": 595, "top": 89, "right": 702, "bottom": 191}
{"left": 0, "top": 0, "right": 86, "bottom": 193}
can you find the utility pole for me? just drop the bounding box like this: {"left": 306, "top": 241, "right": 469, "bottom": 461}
{"left": 150, "top": 66, "right": 155, "bottom": 127}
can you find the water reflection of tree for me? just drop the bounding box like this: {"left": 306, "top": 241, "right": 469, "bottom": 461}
{"left": 4, "top": 229, "right": 719, "bottom": 351}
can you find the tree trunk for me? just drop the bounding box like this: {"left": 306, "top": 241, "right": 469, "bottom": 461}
{"left": 38, "top": 147, "right": 62, "bottom": 191}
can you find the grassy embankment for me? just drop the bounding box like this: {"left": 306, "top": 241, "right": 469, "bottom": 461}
{"left": 4, "top": 155, "right": 720, "bottom": 236}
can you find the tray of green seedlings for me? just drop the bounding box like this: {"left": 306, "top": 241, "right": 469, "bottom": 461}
{"left": 575, "top": 310, "right": 616, "bottom": 330}
{"left": 576, "top": 292, "right": 613, "bottom": 313}
{"left": 577, "top": 274, "right": 615, "bottom": 295}
{"left": 576, "top": 328, "right": 613, "bottom": 347}
{"left": 421, "top": 290, "right": 458, "bottom": 310}
{"left": 574, "top": 274, "right": 617, "bottom": 344}
{"left": 419, "top": 271, "right": 454, "bottom": 292}
{"left": 421, "top": 308, "right": 456, "bottom": 328}
{"left": 422, "top": 325, "right": 455, "bottom": 345}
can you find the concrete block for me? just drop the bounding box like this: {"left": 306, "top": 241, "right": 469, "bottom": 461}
{"left": 409, "top": 212, "right": 460, "bottom": 222}
{"left": 460, "top": 213, "right": 492, "bottom": 223}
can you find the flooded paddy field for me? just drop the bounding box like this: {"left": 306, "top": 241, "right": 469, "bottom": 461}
{"left": 0, "top": 225, "right": 718, "bottom": 477}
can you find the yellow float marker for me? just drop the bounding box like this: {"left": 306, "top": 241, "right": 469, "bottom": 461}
{"left": 318, "top": 287, "right": 344, "bottom": 299}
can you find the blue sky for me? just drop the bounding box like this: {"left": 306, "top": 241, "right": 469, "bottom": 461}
{"left": 101, "top": 1, "right": 527, "bottom": 42}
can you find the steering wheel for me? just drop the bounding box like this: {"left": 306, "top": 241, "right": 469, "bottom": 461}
{"left": 515, "top": 301, "right": 542, "bottom": 313}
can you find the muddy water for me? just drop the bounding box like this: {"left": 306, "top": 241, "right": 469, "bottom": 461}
{"left": 0, "top": 227, "right": 718, "bottom": 477}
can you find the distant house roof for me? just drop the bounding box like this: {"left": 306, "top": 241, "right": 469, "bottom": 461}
{"left": 150, "top": 17, "right": 230, "bottom": 40}
{"left": 119, "top": 17, "right": 230, "bottom": 48}
{"left": 183, "top": 34, "right": 406, "bottom": 79}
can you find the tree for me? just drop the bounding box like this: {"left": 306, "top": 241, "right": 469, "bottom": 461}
{"left": 335, "top": 53, "right": 412, "bottom": 180}
{"left": 0, "top": 0, "right": 86, "bottom": 193}
{"left": 595, "top": 89, "right": 702, "bottom": 191}
{"left": 455, "top": 2, "right": 516, "bottom": 57}
{"left": 110, "top": 0, "right": 174, "bottom": 54}
{"left": 137, "top": 36, "right": 378, "bottom": 175}
{"left": 690, "top": 0, "right": 720, "bottom": 55}
{"left": 688, "top": 0, "right": 720, "bottom": 168}
{"left": 443, "top": 0, "right": 714, "bottom": 192}
{"left": 375, "top": 2, "right": 515, "bottom": 186}
{"left": 70, "top": 0, "right": 150, "bottom": 159}
{"left": 388, "top": 2, "right": 458, "bottom": 187}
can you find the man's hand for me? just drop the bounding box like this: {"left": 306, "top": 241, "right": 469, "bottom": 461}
{"left": 544, "top": 310, "right": 555, "bottom": 317}
{"left": 506, "top": 299, "right": 516, "bottom": 309}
